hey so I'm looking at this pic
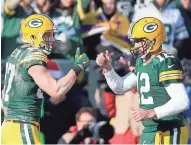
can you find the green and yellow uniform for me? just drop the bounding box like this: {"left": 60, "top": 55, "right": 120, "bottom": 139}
{"left": 1, "top": 44, "right": 47, "bottom": 144}
{"left": 136, "top": 51, "right": 188, "bottom": 144}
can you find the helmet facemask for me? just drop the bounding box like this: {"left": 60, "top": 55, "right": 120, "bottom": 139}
{"left": 40, "top": 30, "right": 61, "bottom": 55}
{"left": 130, "top": 38, "right": 155, "bottom": 59}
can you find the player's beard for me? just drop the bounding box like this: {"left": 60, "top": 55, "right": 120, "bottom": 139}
{"left": 130, "top": 40, "right": 155, "bottom": 59}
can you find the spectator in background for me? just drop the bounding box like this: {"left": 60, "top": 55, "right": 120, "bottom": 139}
{"left": 116, "top": 0, "right": 136, "bottom": 21}
{"left": 132, "top": 0, "right": 189, "bottom": 56}
{"left": 80, "top": 0, "right": 132, "bottom": 59}
{"left": 175, "top": 0, "right": 191, "bottom": 36}
{"left": 1, "top": 0, "right": 5, "bottom": 33}
{"left": 48, "top": 0, "right": 91, "bottom": 59}
{"left": 173, "top": 0, "right": 191, "bottom": 59}
{"left": 31, "top": 0, "right": 53, "bottom": 14}
{"left": 109, "top": 92, "right": 141, "bottom": 144}
{"left": 2, "top": 0, "right": 35, "bottom": 59}
{"left": 174, "top": 1, "right": 191, "bottom": 144}
{"left": 81, "top": 0, "right": 132, "bottom": 119}
{"left": 57, "top": 107, "right": 97, "bottom": 144}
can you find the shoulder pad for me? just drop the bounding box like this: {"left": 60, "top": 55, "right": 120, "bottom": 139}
{"left": 20, "top": 50, "right": 48, "bottom": 65}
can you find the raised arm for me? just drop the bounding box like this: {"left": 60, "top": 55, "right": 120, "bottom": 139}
{"left": 96, "top": 50, "right": 137, "bottom": 95}
{"left": 29, "top": 48, "right": 89, "bottom": 101}
{"left": 29, "top": 65, "right": 77, "bottom": 100}
{"left": 103, "top": 69, "right": 137, "bottom": 95}
{"left": 4, "top": 0, "right": 21, "bottom": 15}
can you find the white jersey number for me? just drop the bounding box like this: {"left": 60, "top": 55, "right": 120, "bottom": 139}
{"left": 4, "top": 63, "right": 16, "bottom": 101}
{"left": 137, "top": 72, "right": 154, "bottom": 105}
{"left": 157, "top": 53, "right": 175, "bottom": 62}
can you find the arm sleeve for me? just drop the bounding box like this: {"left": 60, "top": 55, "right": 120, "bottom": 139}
{"left": 154, "top": 83, "right": 190, "bottom": 119}
{"left": 158, "top": 54, "right": 183, "bottom": 85}
{"left": 20, "top": 51, "right": 47, "bottom": 71}
{"left": 103, "top": 68, "right": 137, "bottom": 95}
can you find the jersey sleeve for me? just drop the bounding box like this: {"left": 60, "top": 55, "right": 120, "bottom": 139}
{"left": 20, "top": 50, "right": 47, "bottom": 70}
{"left": 158, "top": 54, "right": 183, "bottom": 85}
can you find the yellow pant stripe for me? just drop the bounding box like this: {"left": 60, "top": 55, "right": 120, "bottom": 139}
{"left": 155, "top": 131, "right": 162, "bottom": 145}
{"left": 31, "top": 124, "right": 41, "bottom": 144}
{"left": 163, "top": 130, "right": 170, "bottom": 145}
{"left": 180, "top": 126, "right": 188, "bottom": 144}
{"left": 1, "top": 120, "right": 41, "bottom": 144}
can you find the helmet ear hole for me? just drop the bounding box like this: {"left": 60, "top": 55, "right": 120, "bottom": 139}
{"left": 30, "top": 35, "right": 36, "bottom": 40}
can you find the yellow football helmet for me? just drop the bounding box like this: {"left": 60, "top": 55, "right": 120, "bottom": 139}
{"left": 21, "top": 14, "right": 57, "bottom": 54}
{"left": 129, "top": 17, "right": 166, "bottom": 58}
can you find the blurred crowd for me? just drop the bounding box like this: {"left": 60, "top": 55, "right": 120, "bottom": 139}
{"left": 1, "top": 0, "right": 191, "bottom": 144}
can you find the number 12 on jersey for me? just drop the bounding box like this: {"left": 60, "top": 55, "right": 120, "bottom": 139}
{"left": 137, "top": 72, "right": 154, "bottom": 105}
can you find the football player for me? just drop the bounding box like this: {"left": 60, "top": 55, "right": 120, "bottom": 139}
{"left": 1, "top": 14, "right": 89, "bottom": 144}
{"left": 96, "top": 17, "right": 190, "bottom": 144}
{"left": 132, "top": 0, "right": 189, "bottom": 56}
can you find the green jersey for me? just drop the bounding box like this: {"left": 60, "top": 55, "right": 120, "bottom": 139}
{"left": 135, "top": 51, "right": 184, "bottom": 131}
{"left": 3, "top": 44, "right": 47, "bottom": 122}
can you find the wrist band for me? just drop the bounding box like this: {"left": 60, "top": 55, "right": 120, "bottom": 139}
{"left": 72, "top": 64, "right": 83, "bottom": 76}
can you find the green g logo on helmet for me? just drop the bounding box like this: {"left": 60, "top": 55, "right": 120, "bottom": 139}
{"left": 28, "top": 19, "right": 43, "bottom": 28}
{"left": 144, "top": 22, "right": 158, "bottom": 33}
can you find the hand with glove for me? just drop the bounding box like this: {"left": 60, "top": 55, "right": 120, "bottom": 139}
{"left": 72, "top": 47, "right": 90, "bottom": 76}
